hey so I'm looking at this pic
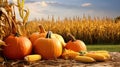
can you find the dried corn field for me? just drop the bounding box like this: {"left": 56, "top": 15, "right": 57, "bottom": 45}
{"left": 0, "top": 0, "right": 120, "bottom": 44}
{"left": 26, "top": 16, "right": 120, "bottom": 44}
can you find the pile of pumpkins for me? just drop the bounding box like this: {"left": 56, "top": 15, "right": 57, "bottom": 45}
{"left": 1, "top": 25, "right": 110, "bottom": 63}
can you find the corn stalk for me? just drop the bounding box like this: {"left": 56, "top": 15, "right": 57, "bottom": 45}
{"left": 0, "top": 0, "right": 30, "bottom": 40}
{"left": 0, "top": 0, "right": 13, "bottom": 40}
{"left": 16, "top": 0, "right": 30, "bottom": 36}
{"left": 17, "top": 0, "right": 29, "bottom": 25}
{"left": 0, "top": 0, "right": 30, "bottom": 52}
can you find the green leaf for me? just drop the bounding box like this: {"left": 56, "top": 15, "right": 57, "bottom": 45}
{"left": 79, "top": 51, "right": 88, "bottom": 56}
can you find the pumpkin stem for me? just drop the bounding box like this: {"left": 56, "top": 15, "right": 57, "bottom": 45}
{"left": 67, "top": 33, "right": 76, "bottom": 41}
{"left": 39, "top": 24, "right": 46, "bottom": 33}
{"left": 46, "top": 31, "right": 52, "bottom": 38}
{"left": 14, "top": 33, "right": 21, "bottom": 37}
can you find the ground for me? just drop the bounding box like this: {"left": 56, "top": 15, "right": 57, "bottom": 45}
{"left": 0, "top": 52, "right": 120, "bottom": 67}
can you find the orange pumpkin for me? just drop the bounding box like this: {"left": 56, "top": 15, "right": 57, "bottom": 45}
{"left": 34, "top": 31, "right": 62, "bottom": 59}
{"left": 3, "top": 33, "right": 32, "bottom": 60}
{"left": 65, "top": 33, "right": 87, "bottom": 52}
{"left": 29, "top": 25, "right": 65, "bottom": 47}
{"left": 29, "top": 25, "right": 47, "bottom": 45}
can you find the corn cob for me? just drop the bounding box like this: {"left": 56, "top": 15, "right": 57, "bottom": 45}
{"left": 24, "top": 54, "right": 41, "bottom": 62}
{"left": 96, "top": 53, "right": 110, "bottom": 59}
{"left": 85, "top": 53, "right": 107, "bottom": 61}
{"left": 75, "top": 56, "right": 95, "bottom": 63}
{"left": 89, "top": 50, "right": 110, "bottom": 59}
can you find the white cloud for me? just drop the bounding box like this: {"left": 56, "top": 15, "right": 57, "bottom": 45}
{"left": 40, "top": 1, "right": 48, "bottom": 7}
{"left": 24, "top": 1, "right": 49, "bottom": 15}
{"left": 46, "top": 1, "right": 60, "bottom": 5}
{"left": 81, "top": 3, "right": 92, "bottom": 7}
{"left": 23, "top": 1, "right": 51, "bottom": 20}
{"left": 25, "top": 1, "right": 48, "bottom": 7}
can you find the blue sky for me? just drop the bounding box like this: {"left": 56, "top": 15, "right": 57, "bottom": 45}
{"left": 10, "top": 0, "right": 120, "bottom": 20}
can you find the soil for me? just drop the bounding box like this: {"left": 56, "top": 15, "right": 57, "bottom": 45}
{"left": 0, "top": 52, "right": 120, "bottom": 67}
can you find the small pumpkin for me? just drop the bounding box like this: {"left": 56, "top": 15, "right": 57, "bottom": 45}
{"left": 34, "top": 31, "right": 62, "bottom": 59}
{"left": 3, "top": 33, "right": 32, "bottom": 60}
{"left": 29, "top": 25, "right": 47, "bottom": 45}
{"left": 65, "top": 33, "right": 87, "bottom": 52}
{"left": 29, "top": 25, "right": 65, "bottom": 47}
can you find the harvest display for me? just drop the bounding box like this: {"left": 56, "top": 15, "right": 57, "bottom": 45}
{"left": 0, "top": 0, "right": 111, "bottom": 64}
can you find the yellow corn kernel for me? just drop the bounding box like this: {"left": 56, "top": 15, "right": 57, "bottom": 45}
{"left": 89, "top": 50, "right": 110, "bottom": 60}
{"left": 85, "top": 53, "right": 107, "bottom": 61}
{"left": 75, "top": 56, "right": 95, "bottom": 63}
{"left": 24, "top": 54, "right": 41, "bottom": 62}
{"left": 96, "top": 53, "right": 110, "bottom": 59}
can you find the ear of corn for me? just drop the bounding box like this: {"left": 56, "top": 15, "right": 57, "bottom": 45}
{"left": 0, "top": 56, "right": 4, "bottom": 62}
{"left": 85, "top": 53, "right": 107, "bottom": 61}
{"left": 24, "top": 54, "right": 42, "bottom": 62}
{"left": 97, "top": 53, "right": 110, "bottom": 60}
{"left": 75, "top": 56, "right": 95, "bottom": 63}
{"left": 89, "top": 50, "right": 110, "bottom": 59}
{"left": 94, "top": 52, "right": 110, "bottom": 60}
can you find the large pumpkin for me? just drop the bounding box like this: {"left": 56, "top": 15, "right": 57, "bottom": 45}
{"left": 65, "top": 33, "right": 87, "bottom": 52}
{"left": 29, "top": 25, "right": 65, "bottom": 47}
{"left": 34, "top": 31, "right": 62, "bottom": 59}
{"left": 3, "top": 34, "right": 32, "bottom": 60}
